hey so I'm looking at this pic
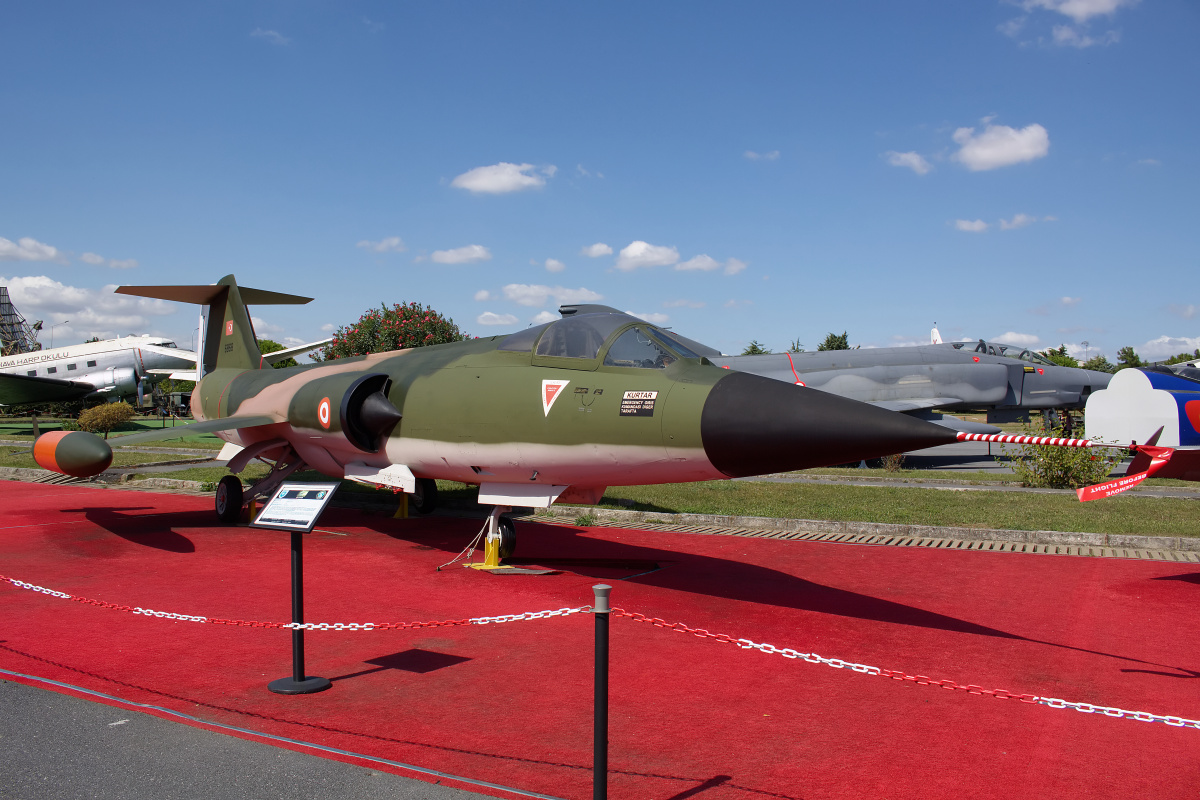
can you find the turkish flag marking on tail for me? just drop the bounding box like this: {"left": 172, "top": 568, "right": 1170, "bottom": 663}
{"left": 542, "top": 379, "right": 570, "bottom": 417}
{"left": 1077, "top": 446, "right": 1173, "bottom": 502}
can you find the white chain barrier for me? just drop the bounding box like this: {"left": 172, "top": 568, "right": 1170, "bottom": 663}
{"left": 4, "top": 574, "right": 1196, "bottom": 730}
{"left": 614, "top": 610, "right": 1200, "bottom": 731}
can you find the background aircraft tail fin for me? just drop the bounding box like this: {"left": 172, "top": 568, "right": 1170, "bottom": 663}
{"left": 115, "top": 275, "right": 312, "bottom": 374}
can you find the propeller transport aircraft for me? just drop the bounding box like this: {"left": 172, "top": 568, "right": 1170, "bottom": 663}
{"left": 0, "top": 335, "right": 197, "bottom": 407}
{"left": 31, "top": 274, "right": 980, "bottom": 567}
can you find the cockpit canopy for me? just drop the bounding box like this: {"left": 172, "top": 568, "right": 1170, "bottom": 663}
{"left": 950, "top": 340, "right": 1057, "bottom": 366}
{"left": 497, "top": 308, "right": 715, "bottom": 369}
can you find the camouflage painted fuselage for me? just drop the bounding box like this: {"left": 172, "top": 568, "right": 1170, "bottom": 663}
{"left": 192, "top": 327, "right": 959, "bottom": 491}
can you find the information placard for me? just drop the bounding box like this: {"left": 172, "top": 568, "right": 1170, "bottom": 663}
{"left": 252, "top": 482, "right": 340, "bottom": 532}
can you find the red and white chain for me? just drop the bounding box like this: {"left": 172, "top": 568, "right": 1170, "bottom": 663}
{"left": 0, "top": 574, "right": 587, "bottom": 631}
{"left": 955, "top": 432, "right": 1093, "bottom": 448}
{"left": 613, "top": 609, "right": 1200, "bottom": 730}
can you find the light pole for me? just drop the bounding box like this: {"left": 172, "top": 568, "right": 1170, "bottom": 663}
{"left": 50, "top": 321, "right": 69, "bottom": 348}
{"left": 1082, "top": 340, "right": 1089, "bottom": 363}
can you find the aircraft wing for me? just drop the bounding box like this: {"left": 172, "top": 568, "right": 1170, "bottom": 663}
{"left": 0, "top": 373, "right": 96, "bottom": 405}
{"left": 263, "top": 338, "right": 332, "bottom": 365}
{"left": 106, "top": 415, "right": 280, "bottom": 446}
{"left": 870, "top": 397, "right": 964, "bottom": 413}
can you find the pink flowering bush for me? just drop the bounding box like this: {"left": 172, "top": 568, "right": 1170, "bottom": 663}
{"left": 315, "top": 302, "right": 467, "bottom": 361}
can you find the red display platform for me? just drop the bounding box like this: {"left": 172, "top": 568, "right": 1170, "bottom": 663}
{"left": 1, "top": 482, "right": 1198, "bottom": 799}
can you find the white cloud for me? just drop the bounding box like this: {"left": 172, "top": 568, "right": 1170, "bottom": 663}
{"left": 626, "top": 311, "right": 669, "bottom": 324}
{"left": 724, "top": 299, "right": 752, "bottom": 308}
{"left": 1052, "top": 24, "right": 1119, "bottom": 47}
{"left": 884, "top": 151, "right": 933, "bottom": 175}
{"left": 79, "top": 251, "right": 138, "bottom": 269}
{"left": 1021, "top": 0, "right": 1138, "bottom": 24}
{"left": 663, "top": 299, "right": 706, "bottom": 309}
{"left": 431, "top": 245, "right": 492, "bottom": 264}
{"left": 451, "top": 162, "right": 551, "bottom": 194}
{"left": 724, "top": 258, "right": 748, "bottom": 276}
{"left": 0, "top": 236, "right": 63, "bottom": 263}
{"left": 502, "top": 284, "right": 603, "bottom": 308}
{"left": 1138, "top": 335, "right": 1200, "bottom": 361}
{"left": 676, "top": 255, "right": 721, "bottom": 272}
{"left": 993, "top": 331, "right": 1041, "bottom": 347}
{"left": 356, "top": 236, "right": 407, "bottom": 253}
{"left": 531, "top": 310, "right": 558, "bottom": 325}
{"left": 251, "top": 316, "right": 285, "bottom": 336}
{"left": 541, "top": 165, "right": 557, "bottom": 178}
{"left": 952, "top": 122, "right": 1050, "bottom": 171}
{"left": 999, "top": 213, "right": 1037, "bottom": 230}
{"left": 955, "top": 219, "right": 990, "bottom": 233}
{"left": 0, "top": 275, "right": 175, "bottom": 339}
{"left": 1060, "top": 296, "right": 1081, "bottom": 307}
{"left": 615, "top": 241, "right": 680, "bottom": 271}
{"left": 251, "top": 28, "right": 290, "bottom": 45}
{"left": 473, "top": 289, "right": 492, "bottom": 301}
{"left": 544, "top": 258, "right": 566, "bottom": 273}
{"left": 1167, "top": 304, "right": 1196, "bottom": 320}
{"left": 581, "top": 242, "right": 612, "bottom": 258}
{"left": 1136, "top": 158, "right": 1162, "bottom": 167}
{"left": 998, "top": 17, "right": 1027, "bottom": 37}
{"left": 320, "top": 323, "right": 336, "bottom": 332}
{"left": 476, "top": 311, "right": 519, "bottom": 326}
{"left": 744, "top": 150, "right": 780, "bottom": 161}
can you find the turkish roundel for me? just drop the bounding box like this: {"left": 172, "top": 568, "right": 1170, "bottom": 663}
{"left": 542, "top": 379, "right": 570, "bottom": 417}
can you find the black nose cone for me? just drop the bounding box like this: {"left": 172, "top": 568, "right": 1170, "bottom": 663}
{"left": 701, "top": 371, "right": 960, "bottom": 478}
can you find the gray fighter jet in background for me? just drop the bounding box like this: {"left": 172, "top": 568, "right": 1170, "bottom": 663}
{"left": 711, "top": 340, "right": 1113, "bottom": 434}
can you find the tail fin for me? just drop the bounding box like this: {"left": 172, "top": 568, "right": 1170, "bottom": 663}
{"left": 115, "top": 274, "right": 313, "bottom": 374}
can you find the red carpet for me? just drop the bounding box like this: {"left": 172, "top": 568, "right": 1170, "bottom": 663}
{"left": 1, "top": 482, "right": 1198, "bottom": 799}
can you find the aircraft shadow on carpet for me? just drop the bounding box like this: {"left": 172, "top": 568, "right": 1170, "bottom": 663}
{"left": 54, "top": 506, "right": 201, "bottom": 554}
{"left": 39, "top": 505, "right": 1199, "bottom": 680}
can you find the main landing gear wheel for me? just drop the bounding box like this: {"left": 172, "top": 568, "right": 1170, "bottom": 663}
{"left": 412, "top": 478, "right": 438, "bottom": 515}
{"left": 215, "top": 475, "right": 244, "bottom": 524}
{"left": 497, "top": 516, "right": 516, "bottom": 559}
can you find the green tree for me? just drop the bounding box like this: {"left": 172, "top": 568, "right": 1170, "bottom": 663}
{"left": 787, "top": 338, "right": 805, "bottom": 353}
{"left": 77, "top": 402, "right": 135, "bottom": 439}
{"left": 1039, "top": 344, "right": 1079, "bottom": 368}
{"left": 817, "top": 331, "right": 849, "bottom": 351}
{"left": 741, "top": 340, "right": 771, "bottom": 355}
{"left": 1082, "top": 354, "right": 1117, "bottom": 373}
{"left": 1116, "top": 346, "right": 1143, "bottom": 370}
{"left": 257, "top": 338, "right": 297, "bottom": 369}
{"left": 316, "top": 302, "right": 468, "bottom": 361}
{"left": 1163, "top": 348, "right": 1200, "bottom": 366}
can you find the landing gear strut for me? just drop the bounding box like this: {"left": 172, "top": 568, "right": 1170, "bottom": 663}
{"left": 213, "top": 445, "right": 308, "bottom": 524}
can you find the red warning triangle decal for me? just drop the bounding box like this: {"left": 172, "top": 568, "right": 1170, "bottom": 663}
{"left": 542, "top": 379, "right": 570, "bottom": 416}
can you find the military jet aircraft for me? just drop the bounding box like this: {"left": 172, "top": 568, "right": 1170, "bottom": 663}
{"left": 711, "top": 340, "right": 1114, "bottom": 434}
{"left": 33, "top": 275, "right": 963, "bottom": 566}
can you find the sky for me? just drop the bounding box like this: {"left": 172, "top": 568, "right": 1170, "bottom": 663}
{"left": 1, "top": 1, "right": 1196, "bottom": 362}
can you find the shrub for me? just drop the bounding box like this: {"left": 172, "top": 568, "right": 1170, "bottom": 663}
{"left": 316, "top": 302, "right": 467, "bottom": 360}
{"left": 77, "top": 403, "right": 135, "bottom": 439}
{"left": 880, "top": 453, "right": 906, "bottom": 472}
{"left": 574, "top": 511, "right": 598, "bottom": 527}
{"left": 1007, "top": 418, "right": 1123, "bottom": 489}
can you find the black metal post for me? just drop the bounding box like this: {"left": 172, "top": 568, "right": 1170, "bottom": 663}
{"left": 593, "top": 584, "right": 611, "bottom": 800}
{"left": 268, "top": 531, "right": 331, "bottom": 695}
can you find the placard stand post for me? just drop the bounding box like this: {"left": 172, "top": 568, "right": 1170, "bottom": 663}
{"left": 268, "top": 529, "right": 331, "bottom": 695}
{"left": 252, "top": 481, "right": 340, "bottom": 696}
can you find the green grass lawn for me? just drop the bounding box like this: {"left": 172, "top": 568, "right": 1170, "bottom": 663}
{"left": 0, "top": 446, "right": 208, "bottom": 470}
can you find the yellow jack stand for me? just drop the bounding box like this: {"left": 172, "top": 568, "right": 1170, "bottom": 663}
{"left": 393, "top": 493, "right": 408, "bottom": 519}
{"left": 464, "top": 506, "right": 509, "bottom": 571}
{"left": 243, "top": 498, "right": 257, "bottom": 525}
